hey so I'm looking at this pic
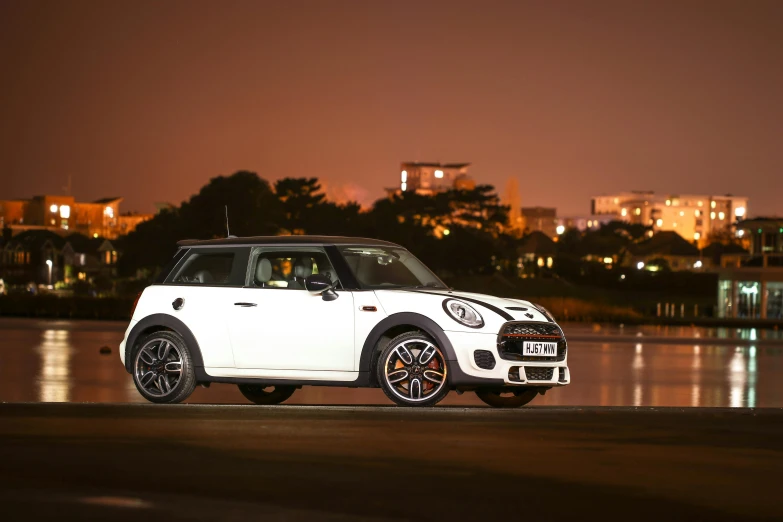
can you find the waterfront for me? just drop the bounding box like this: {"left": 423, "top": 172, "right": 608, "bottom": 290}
{"left": 1, "top": 318, "right": 780, "bottom": 407}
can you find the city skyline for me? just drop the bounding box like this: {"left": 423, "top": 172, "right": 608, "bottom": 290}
{"left": 2, "top": 1, "right": 782, "bottom": 216}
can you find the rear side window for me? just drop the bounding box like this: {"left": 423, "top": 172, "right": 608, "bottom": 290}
{"left": 168, "top": 248, "right": 249, "bottom": 286}
{"left": 155, "top": 249, "right": 189, "bottom": 284}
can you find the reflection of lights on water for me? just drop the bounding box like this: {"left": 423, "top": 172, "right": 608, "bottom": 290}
{"left": 747, "top": 346, "right": 757, "bottom": 408}
{"left": 728, "top": 348, "right": 746, "bottom": 408}
{"left": 691, "top": 345, "right": 701, "bottom": 406}
{"left": 632, "top": 343, "right": 644, "bottom": 405}
{"left": 36, "top": 329, "right": 72, "bottom": 402}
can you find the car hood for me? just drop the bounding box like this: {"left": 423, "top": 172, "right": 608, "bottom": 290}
{"left": 373, "top": 288, "right": 552, "bottom": 328}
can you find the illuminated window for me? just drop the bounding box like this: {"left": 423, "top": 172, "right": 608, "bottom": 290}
{"left": 695, "top": 210, "right": 701, "bottom": 217}
{"left": 104, "top": 206, "right": 114, "bottom": 218}
{"left": 710, "top": 212, "right": 716, "bottom": 219}
{"left": 735, "top": 207, "right": 746, "bottom": 217}
{"left": 634, "top": 208, "right": 641, "bottom": 216}
{"left": 656, "top": 219, "right": 663, "bottom": 227}
{"left": 546, "top": 257, "right": 553, "bottom": 268}
{"left": 537, "top": 257, "right": 544, "bottom": 267}
{"left": 613, "top": 198, "right": 619, "bottom": 204}
{"left": 694, "top": 232, "right": 701, "bottom": 240}
{"left": 697, "top": 201, "right": 703, "bottom": 207}
{"left": 400, "top": 182, "right": 407, "bottom": 191}
{"left": 665, "top": 199, "right": 671, "bottom": 206}
{"left": 49, "top": 204, "right": 58, "bottom": 213}
{"left": 401, "top": 170, "right": 407, "bottom": 182}
{"left": 718, "top": 212, "right": 725, "bottom": 220}
{"left": 673, "top": 222, "right": 678, "bottom": 228}
{"left": 621, "top": 208, "right": 627, "bottom": 217}
{"left": 679, "top": 211, "right": 685, "bottom": 217}
{"left": 434, "top": 170, "right": 444, "bottom": 178}
{"left": 59, "top": 205, "right": 70, "bottom": 218}
{"left": 711, "top": 201, "right": 716, "bottom": 209}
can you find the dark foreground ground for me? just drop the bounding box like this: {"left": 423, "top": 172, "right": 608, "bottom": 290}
{"left": 0, "top": 404, "right": 781, "bottom": 521}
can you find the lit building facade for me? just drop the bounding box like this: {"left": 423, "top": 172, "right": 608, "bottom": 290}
{"left": 389, "top": 162, "right": 475, "bottom": 196}
{"left": 521, "top": 207, "right": 557, "bottom": 238}
{"left": 591, "top": 192, "right": 748, "bottom": 247}
{"left": 0, "top": 195, "right": 152, "bottom": 239}
{"left": 716, "top": 218, "right": 783, "bottom": 320}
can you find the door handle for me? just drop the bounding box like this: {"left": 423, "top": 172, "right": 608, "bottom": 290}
{"left": 234, "top": 302, "right": 257, "bottom": 307}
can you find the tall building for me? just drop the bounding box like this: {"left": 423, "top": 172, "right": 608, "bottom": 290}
{"left": 591, "top": 191, "right": 748, "bottom": 246}
{"left": 521, "top": 207, "right": 557, "bottom": 238}
{"left": 387, "top": 162, "right": 475, "bottom": 197}
{"left": 0, "top": 195, "right": 152, "bottom": 239}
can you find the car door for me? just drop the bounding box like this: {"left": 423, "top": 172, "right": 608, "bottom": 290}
{"left": 226, "top": 246, "right": 355, "bottom": 371}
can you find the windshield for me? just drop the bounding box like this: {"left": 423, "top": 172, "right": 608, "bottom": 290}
{"left": 337, "top": 246, "right": 448, "bottom": 290}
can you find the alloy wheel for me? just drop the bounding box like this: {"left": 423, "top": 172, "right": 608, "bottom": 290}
{"left": 134, "top": 338, "right": 183, "bottom": 397}
{"left": 383, "top": 339, "right": 447, "bottom": 403}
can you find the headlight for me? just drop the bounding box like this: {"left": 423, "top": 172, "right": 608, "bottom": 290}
{"left": 442, "top": 299, "right": 484, "bottom": 328}
{"left": 533, "top": 303, "right": 555, "bottom": 322}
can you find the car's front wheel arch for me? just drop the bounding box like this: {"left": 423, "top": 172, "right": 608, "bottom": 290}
{"left": 360, "top": 313, "right": 458, "bottom": 387}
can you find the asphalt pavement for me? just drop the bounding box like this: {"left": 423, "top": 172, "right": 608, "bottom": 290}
{"left": 1, "top": 403, "right": 781, "bottom": 521}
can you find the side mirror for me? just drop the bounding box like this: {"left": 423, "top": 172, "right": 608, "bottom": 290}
{"left": 304, "top": 274, "right": 339, "bottom": 301}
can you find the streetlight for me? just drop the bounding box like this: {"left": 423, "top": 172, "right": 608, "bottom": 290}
{"left": 46, "top": 259, "right": 53, "bottom": 287}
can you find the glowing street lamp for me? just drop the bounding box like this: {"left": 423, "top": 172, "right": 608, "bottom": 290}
{"left": 45, "top": 259, "right": 53, "bottom": 286}
{"left": 556, "top": 225, "right": 565, "bottom": 235}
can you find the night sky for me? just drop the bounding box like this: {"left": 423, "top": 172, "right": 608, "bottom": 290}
{"left": 1, "top": 0, "right": 781, "bottom": 216}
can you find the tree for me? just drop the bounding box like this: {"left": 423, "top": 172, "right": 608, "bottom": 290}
{"left": 274, "top": 177, "right": 326, "bottom": 234}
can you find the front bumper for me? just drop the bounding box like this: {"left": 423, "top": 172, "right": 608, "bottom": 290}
{"left": 445, "top": 328, "right": 570, "bottom": 389}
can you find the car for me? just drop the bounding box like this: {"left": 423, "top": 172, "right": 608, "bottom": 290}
{"left": 119, "top": 236, "right": 570, "bottom": 407}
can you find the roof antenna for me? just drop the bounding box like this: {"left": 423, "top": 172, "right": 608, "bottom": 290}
{"left": 225, "top": 205, "right": 236, "bottom": 238}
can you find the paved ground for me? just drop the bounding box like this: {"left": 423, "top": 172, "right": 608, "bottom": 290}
{"left": 1, "top": 404, "right": 781, "bottom": 521}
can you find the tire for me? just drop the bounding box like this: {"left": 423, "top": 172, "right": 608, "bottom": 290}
{"left": 377, "top": 331, "right": 449, "bottom": 407}
{"left": 475, "top": 387, "right": 539, "bottom": 408}
{"left": 132, "top": 330, "right": 197, "bottom": 404}
{"left": 237, "top": 384, "right": 296, "bottom": 405}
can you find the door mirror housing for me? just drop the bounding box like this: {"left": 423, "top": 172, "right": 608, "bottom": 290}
{"left": 304, "top": 274, "right": 339, "bottom": 301}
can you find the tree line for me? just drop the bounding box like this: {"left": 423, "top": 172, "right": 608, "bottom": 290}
{"left": 117, "top": 171, "right": 514, "bottom": 278}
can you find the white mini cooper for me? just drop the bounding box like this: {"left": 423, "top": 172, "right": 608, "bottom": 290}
{"left": 120, "top": 236, "right": 570, "bottom": 407}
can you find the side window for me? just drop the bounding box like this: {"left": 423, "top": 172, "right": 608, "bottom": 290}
{"left": 171, "top": 251, "right": 236, "bottom": 285}
{"left": 250, "top": 249, "right": 339, "bottom": 289}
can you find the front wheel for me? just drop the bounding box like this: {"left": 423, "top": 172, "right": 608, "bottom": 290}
{"left": 377, "top": 331, "right": 449, "bottom": 407}
{"left": 238, "top": 384, "right": 296, "bottom": 405}
{"left": 476, "top": 387, "right": 539, "bottom": 408}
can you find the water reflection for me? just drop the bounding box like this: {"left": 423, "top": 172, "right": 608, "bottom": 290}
{"left": 35, "top": 329, "right": 72, "bottom": 402}
{"left": 0, "top": 320, "right": 781, "bottom": 407}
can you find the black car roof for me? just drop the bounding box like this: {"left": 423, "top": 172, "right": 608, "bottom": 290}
{"left": 177, "top": 235, "right": 402, "bottom": 248}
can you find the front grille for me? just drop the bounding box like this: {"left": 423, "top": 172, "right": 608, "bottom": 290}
{"left": 525, "top": 367, "right": 554, "bottom": 381}
{"left": 498, "top": 322, "right": 567, "bottom": 362}
{"left": 474, "top": 350, "right": 496, "bottom": 370}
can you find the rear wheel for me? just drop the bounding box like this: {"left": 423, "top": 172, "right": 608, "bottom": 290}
{"left": 377, "top": 331, "right": 449, "bottom": 407}
{"left": 476, "top": 387, "right": 539, "bottom": 408}
{"left": 237, "top": 384, "right": 296, "bottom": 405}
{"left": 132, "top": 331, "right": 196, "bottom": 404}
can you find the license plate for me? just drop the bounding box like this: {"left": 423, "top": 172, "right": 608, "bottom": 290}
{"left": 523, "top": 341, "right": 557, "bottom": 357}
